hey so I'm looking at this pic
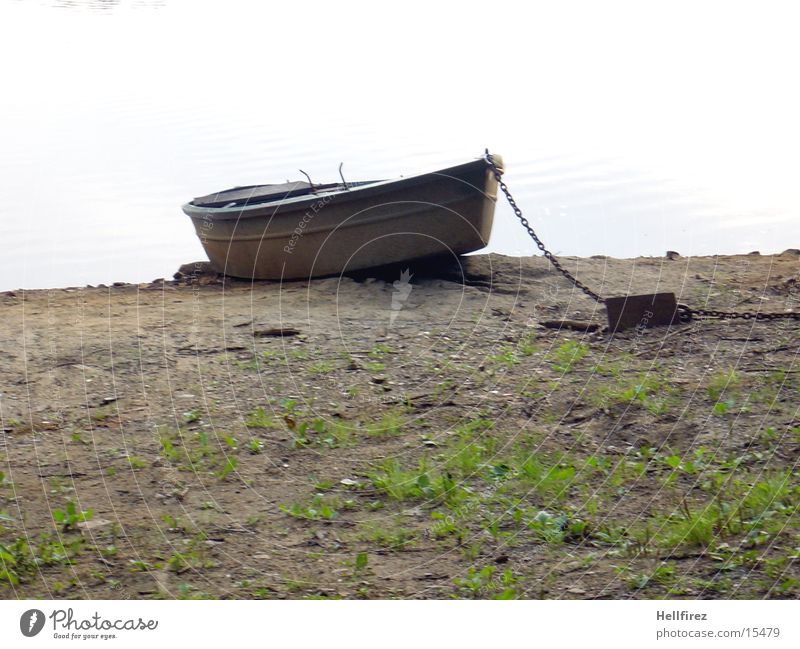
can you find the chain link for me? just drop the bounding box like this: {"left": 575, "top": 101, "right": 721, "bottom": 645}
{"left": 689, "top": 307, "right": 800, "bottom": 321}
{"left": 485, "top": 150, "right": 800, "bottom": 323}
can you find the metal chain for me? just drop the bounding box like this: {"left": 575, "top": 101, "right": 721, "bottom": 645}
{"left": 689, "top": 307, "right": 800, "bottom": 321}
{"left": 484, "top": 151, "right": 605, "bottom": 304}
{"left": 484, "top": 150, "right": 800, "bottom": 322}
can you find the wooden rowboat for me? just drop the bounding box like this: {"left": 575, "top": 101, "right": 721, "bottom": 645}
{"left": 182, "top": 154, "right": 503, "bottom": 280}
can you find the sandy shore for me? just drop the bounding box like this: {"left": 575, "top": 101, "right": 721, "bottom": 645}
{"left": 1, "top": 251, "right": 798, "bottom": 599}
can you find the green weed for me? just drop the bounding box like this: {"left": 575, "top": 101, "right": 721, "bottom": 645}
{"left": 127, "top": 456, "right": 147, "bottom": 470}
{"left": 368, "top": 458, "right": 465, "bottom": 504}
{"left": 217, "top": 456, "right": 238, "bottom": 480}
{"left": 52, "top": 501, "right": 93, "bottom": 531}
{"left": 549, "top": 340, "right": 589, "bottom": 373}
{"left": 707, "top": 369, "right": 739, "bottom": 401}
{"left": 247, "top": 438, "right": 265, "bottom": 454}
{"left": 365, "top": 411, "right": 405, "bottom": 437}
{"left": 359, "top": 521, "right": 417, "bottom": 550}
{"left": 309, "top": 361, "right": 335, "bottom": 374}
{"left": 281, "top": 494, "right": 339, "bottom": 521}
{"left": 245, "top": 407, "right": 275, "bottom": 429}
{"left": 453, "top": 565, "right": 518, "bottom": 599}
{"left": 182, "top": 409, "right": 201, "bottom": 424}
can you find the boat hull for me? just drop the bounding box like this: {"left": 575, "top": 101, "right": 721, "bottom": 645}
{"left": 182, "top": 156, "right": 501, "bottom": 280}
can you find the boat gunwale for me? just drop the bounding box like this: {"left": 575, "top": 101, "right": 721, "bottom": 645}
{"left": 182, "top": 157, "right": 498, "bottom": 221}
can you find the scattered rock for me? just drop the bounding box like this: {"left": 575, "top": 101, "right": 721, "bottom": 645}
{"left": 99, "top": 397, "right": 117, "bottom": 406}
{"left": 253, "top": 327, "right": 301, "bottom": 337}
{"left": 177, "top": 261, "right": 218, "bottom": 276}
{"left": 77, "top": 518, "right": 113, "bottom": 532}
{"left": 666, "top": 250, "right": 680, "bottom": 260}
{"left": 748, "top": 251, "right": 761, "bottom": 255}
{"left": 421, "top": 573, "right": 446, "bottom": 581}
{"left": 541, "top": 320, "right": 600, "bottom": 332}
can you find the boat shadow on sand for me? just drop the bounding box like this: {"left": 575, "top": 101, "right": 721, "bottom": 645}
{"left": 174, "top": 253, "right": 542, "bottom": 295}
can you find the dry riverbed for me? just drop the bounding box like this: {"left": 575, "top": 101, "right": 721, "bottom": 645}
{"left": 1, "top": 251, "right": 799, "bottom": 599}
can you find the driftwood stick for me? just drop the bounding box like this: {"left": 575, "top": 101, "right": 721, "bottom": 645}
{"left": 540, "top": 320, "right": 600, "bottom": 332}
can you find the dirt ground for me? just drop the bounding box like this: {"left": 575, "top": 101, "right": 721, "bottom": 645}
{"left": 1, "top": 251, "right": 799, "bottom": 599}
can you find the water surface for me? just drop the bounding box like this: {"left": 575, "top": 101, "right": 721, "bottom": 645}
{"left": 2, "top": 0, "right": 798, "bottom": 290}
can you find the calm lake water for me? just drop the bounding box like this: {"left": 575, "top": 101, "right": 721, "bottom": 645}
{"left": 2, "top": 0, "right": 798, "bottom": 291}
